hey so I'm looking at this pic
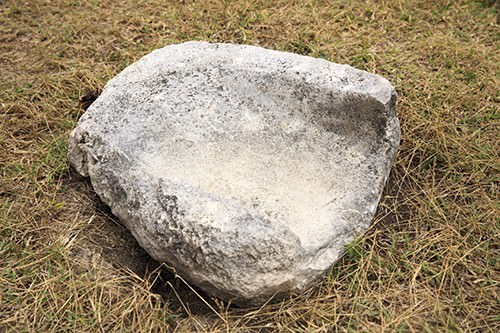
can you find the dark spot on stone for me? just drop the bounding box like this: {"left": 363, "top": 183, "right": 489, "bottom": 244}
{"left": 79, "top": 88, "right": 102, "bottom": 110}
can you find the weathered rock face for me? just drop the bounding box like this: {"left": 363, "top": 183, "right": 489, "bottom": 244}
{"left": 69, "top": 41, "right": 400, "bottom": 305}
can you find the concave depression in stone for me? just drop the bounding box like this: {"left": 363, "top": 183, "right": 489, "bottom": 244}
{"left": 69, "top": 41, "right": 400, "bottom": 305}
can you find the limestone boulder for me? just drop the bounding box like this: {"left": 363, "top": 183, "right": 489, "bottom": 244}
{"left": 69, "top": 41, "right": 400, "bottom": 305}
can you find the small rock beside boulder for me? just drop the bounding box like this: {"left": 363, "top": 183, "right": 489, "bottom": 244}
{"left": 69, "top": 41, "right": 400, "bottom": 305}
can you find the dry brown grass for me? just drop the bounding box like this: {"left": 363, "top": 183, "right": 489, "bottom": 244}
{"left": 1, "top": 0, "right": 498, "bottom": 332}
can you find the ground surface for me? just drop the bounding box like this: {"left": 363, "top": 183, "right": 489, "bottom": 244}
{"left": 0, "top": 0, "right": 498, "bottom": 332}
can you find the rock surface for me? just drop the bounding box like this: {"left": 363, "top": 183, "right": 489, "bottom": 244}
{"left": 69, "top": 41, "right": 400, "bottom": 305}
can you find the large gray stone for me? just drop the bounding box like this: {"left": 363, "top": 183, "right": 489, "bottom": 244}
{"left": 69, "top": 41, "right": 400, "bottom": 305}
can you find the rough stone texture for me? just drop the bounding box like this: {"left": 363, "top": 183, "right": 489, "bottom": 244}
{"left": 69, "top": 41, "right": 400, "bottom": 305}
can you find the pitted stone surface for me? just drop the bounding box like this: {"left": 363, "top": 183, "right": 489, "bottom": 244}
{"left": 69, "top": 41, "right": 400, "bottom": 305}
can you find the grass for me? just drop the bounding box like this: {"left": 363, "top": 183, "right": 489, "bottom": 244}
{"left": 0, "top": 0, "right": 498, "bottom": 331}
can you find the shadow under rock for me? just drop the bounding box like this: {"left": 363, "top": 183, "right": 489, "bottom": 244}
{"left": 65, "top": 170, "right": 219, "bottom": 316}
